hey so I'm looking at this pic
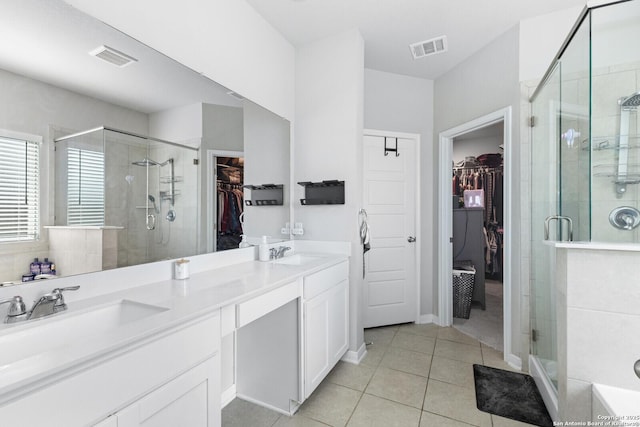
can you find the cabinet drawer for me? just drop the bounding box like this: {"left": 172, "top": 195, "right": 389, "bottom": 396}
{"left": 236, "top": 280, "right": 300, "bottom": 328}
{"left": 304, "top": 261, "right": 348, "bottom": 300}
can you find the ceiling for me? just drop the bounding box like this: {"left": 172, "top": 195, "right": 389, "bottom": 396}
{"left": 245, "top": 0, "right": 588, "bottom": 80}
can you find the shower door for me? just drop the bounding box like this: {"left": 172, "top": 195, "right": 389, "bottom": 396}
{"left": 530, "top": 63, "right": 561, "bottom": 390}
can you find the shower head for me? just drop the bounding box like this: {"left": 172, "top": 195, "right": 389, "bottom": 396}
{"left": 148, "top": 194, "right": 159, "bottom": 213}
{"left": 132, "top": 157, "right": 159, "bottom": 166}
{"left": 619, "top": 92, "right": 640, "bottom": 110}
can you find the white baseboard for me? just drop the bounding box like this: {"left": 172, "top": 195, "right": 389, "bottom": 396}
{"left": 418, "top": 314, "right": 441, "bottom": 325}
{"left": 506, "top": 353, "right": 522, "bottom": 371}
{"left": 341, "top": 342, "right": 367, "bottom": 365}
{"left": 221, "top": 384, "right": 236, "bottom": 409}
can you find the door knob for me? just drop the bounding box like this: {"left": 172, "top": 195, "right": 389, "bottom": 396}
{"left": 407, "top": 236, "right": 416, "bottom": 243}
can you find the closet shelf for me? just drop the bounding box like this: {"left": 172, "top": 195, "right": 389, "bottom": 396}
{"left": 298, "top": 180, "right": 345, "bottom": 205}
{"left": 243, "top": 184, "right": 283, "bottom": 190}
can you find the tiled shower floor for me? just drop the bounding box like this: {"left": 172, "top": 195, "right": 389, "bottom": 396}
{"left": 222, "top": 323, "right": 537, "bottom": 427}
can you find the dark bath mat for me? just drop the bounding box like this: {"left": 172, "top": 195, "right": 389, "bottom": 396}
{"left": 473, "top": 364, "right": 553, "bottom": 427}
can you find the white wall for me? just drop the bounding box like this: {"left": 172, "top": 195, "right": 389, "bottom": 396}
{"left": 435, "top": 25, "right": 523, "bottom": 359}
{"left": 63, "top": 0, "right": 296, "bottom": 121}
{"left": 0, "top": 68, "right": 148, "bottom": 283}
{"left": 243, "top": 102, "right": 290, "bottom": 239}
{"left": 149, "top": 103, "right": 203, "bottom": 145}
{"left": 363, "top": 68, "right": 435, "bottom": 318}
{"left": 295, "top": 29, "right": 365, "bottom": 354}
{"left": 519, "top": 6, "right": 584, "bottom": 83}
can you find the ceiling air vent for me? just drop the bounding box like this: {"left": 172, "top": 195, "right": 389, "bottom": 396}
{"left": 89, "top": 45, "right": 138, "bottom": 67}
{"left": 409, "top": 36, "right": 448, "bottom": 60}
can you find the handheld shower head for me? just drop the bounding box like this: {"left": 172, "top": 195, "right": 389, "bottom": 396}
{"left": 148, "top": 194, "right": 159, "bottom": 213}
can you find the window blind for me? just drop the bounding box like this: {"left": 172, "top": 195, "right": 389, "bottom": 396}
{"left": 67, "top": 148, "right": 105, "bottom": 226}
{"left": 0, "top": 136, "right": 40, "bottom": 242}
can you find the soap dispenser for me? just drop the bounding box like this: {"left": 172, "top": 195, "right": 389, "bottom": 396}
{"left": 238, "top": 235, "right": 250, "bottom": 248}
{"left": 258, "top": 236, "right": 270, "bottom": 261}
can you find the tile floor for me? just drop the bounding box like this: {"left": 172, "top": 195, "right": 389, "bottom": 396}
{"left": 222, "top": 323, "right": 538, "bottom": 427}
{"left": 453, "top": 280, "right": 504, "bottom": 350}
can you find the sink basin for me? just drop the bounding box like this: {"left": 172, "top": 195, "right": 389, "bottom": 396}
{"left": 273, "top": 254, "right": 323, "bottom": 266}
{"left": 0, "top": 300, "right": 168, "bottom": 366}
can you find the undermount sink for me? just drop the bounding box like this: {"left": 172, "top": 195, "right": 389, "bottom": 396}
{"left": 0, "top": 300, "right": 168, "bottom": 366}
{"left": 272, "top": 254, "right": 323, "bottom": 266}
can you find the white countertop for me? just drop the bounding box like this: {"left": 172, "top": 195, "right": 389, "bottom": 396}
{"left": 0, "top": 251, "right": 348, "bottom": 401}
{"left": 544, "top": 241, "right": 640, "bottom": 252}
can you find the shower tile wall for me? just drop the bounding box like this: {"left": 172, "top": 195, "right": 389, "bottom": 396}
{"left": 590, "top": 61, "right": 640, "bottom": 242}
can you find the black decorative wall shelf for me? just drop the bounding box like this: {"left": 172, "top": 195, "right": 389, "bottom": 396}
{"left": 244, "top": 184, "right": 283, "bottom": 206}
{"left": 298, "top": 180, "right": 345, "bottom": 205}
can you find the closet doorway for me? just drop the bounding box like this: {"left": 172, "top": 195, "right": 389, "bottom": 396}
{"left": 438, "top": 106, "right": 515, "bottom": 365}
{"left": 208, "top": 150, "right": 244, "bottom": 252}
{"left": 452, "top": 122, "right": 504, "bottom": 350}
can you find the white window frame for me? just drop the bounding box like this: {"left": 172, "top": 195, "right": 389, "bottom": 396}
{"left": 0, "top": 129, "right": 42, "bottom": 243}
{"left": 66, "top": 147, "right": 105, "bottom": 226}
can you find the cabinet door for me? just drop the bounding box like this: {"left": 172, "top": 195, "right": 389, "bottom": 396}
{"left": 304, "top": 280, "right": 349, "bottom": 399}
{"left": 116, "top": 356, "right": 220, "bottom": 427}
{"left": 304, "top": 291, "right": 330, "bottom": 399}
{"left": 328, "top": 280, "right": 349, "bottom": 363}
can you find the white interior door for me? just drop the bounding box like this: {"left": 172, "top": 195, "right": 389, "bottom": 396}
{"left": 363, "top": 134, "right": 417, "bottom": 328}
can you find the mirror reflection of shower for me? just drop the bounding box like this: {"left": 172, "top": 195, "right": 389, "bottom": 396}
{"left": 131, "top": 156, "right": 176, "bottom": 243}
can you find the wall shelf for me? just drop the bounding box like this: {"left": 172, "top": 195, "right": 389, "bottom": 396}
{"left": 298, "top": 180, "right": 345, "bottom": 205}
{"left": 244, "top": 184, "right": 283, "bottom": 206}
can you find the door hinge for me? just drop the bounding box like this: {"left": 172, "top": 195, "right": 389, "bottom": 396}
{"left": 193, "top": 158, "right": 199, "bottom": 165}
{"left": 531, "top": 329, "right": 538, "bottom": 342}
{"left": 449, "top": 237, "right": 453, "bottom": 243}
{"left": 529, "top": 116, "right": 536, "bottom": 127}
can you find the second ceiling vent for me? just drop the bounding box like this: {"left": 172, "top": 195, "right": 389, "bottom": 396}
{"left": 409, "top": 35, "right": 448, "bottom": 60}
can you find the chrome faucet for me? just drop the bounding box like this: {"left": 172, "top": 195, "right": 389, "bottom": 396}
{"left": 0, "top": 285, "right": 80, "bottom": 323}
{"left": 270, "top": 246, "right": 292, "bottom": 260}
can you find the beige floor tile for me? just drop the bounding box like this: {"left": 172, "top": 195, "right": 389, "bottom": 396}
{"left": 380, "top": 346, "right": 432, "bottom": 378}
{"left": 434, "top": 339, "right": 483, "bottom": 364}
{"left": 364, "top": 325, "right": 398, "bottom": 346}
{"left": 325, "top": 361, "right": 376, "bottom": 392}
{"left": 297, "top": 382, "right": 361, "bottom": 427}
{"left": 420, "top": 411, "right": 477, "bottom": 427}
{"left": 437, "top": 327, "right": 481, "bottom": 346}
{"left": 360, "top": 343, "right": 388, "bottom": 368}
{"left": 391, "top": 331, "right": 436, "bottom": 354}
{"left": 429, "top": 356, "right": 475, "bottom": 388}
{"left": 491, "top": 414, "right": 540, "bottom": 427}
{"left": 423, "top": 379, "right": 491, "bottom": 427}
{"left": 397, "top": 322, "right": 440, "bottom": 338}
{"left": 347, "top": 394, "right": 422, "bottom": 427}
{"left": 273, "top": 414, "right": 332, "bottom": 427}
{"left": 365, "top": 366, "right": 428, "bottom": 409}
{"left": 222, "top": 398, "right": 280, "bottom": 427}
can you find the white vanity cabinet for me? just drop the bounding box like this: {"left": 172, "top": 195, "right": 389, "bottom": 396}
{"left": 105, "top": 356, "right": 219, "bottom": 427}
{"left": 302, "top": 261, "right": 349, "bottom": 399}
{"left": 1, "top": 313, "right": 221, "bottom": 427}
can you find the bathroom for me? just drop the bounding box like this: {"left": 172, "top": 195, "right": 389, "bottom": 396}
{"left": 0, "top": 0, "right": 639, "bottom": 425}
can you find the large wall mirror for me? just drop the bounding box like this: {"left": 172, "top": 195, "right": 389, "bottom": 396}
{"left": 0, "top": 0, "right": 291, "bottom": 284}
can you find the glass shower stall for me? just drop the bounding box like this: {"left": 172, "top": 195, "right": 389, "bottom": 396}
{"left": 54, "top": 127, "right": 200, "bottom": 269}
{"left": 529, "top": 0, "right": 640, "bottom": 415}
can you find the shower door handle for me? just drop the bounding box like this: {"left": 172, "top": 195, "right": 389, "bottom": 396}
{"left": 544, "top": 215, "right": 573, "bottom": 241}
{"left": 146, "top": 214, "right": 156, "bottom": 230}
